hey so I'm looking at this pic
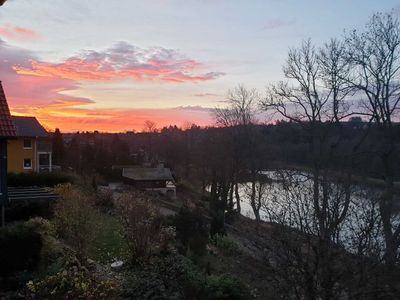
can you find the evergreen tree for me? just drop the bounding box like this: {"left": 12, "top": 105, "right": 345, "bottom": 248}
{"left": 52, "top": 128, "right": 65, "bottom": 166}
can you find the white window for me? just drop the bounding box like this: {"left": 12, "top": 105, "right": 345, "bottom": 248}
{"left": 23, "top": 139, "right": 32, "bottom": 149}
{"left": 23, "top": 158, "right": 32, "bottom": 169}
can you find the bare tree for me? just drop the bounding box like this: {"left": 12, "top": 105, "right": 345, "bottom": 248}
{"left": 215, "top": 85, "right": 259, "bottom": 127}
{"left": 143, "top": 120, "right": 158, "bottom": 133}
{"left": 262, "top": 39, "right": 353, "bottom": 236}
{"left": 263, "top": 39, "right": 352, "bottom": 124}
{"left": 244, "top": 177, "right": 271, "bottom": 222}
{"left": 260, "top": 170, "right": 393, "bottom": 299}
{"left": 260, "top": 39, "right": 356, "bottom": 299}
{"left": 343, "top": 11, "right": 400, "bottom": 266}
{"left": 213, "top": 85, "right": 261, "bottom": 215}
{"left": 142, "top": 120, "right": 158, "bottom": 161}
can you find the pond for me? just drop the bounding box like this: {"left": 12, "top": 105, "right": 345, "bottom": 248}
{"left": 229, "top": 170, "right": 392, "bottom": 253}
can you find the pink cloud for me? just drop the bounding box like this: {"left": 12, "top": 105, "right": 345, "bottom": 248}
{"left": 14, "top": 41, "right": 225, "bottom": 83}
{"left": 0, "top": 39, "right": 88, "bottom": 107}
{"left": 0, "top": 24, "right": 41, "bottom": 41}
{"left": 0, "top": 39, "right": 215, "bottom": 132}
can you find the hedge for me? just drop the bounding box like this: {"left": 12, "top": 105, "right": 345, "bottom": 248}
{"left": 0, "top": 223, "right": 43, "bottom": 276}
{"left": 7, "top": 172, "right": 73, "bottom": 187}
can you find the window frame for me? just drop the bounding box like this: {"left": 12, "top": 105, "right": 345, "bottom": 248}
{"left": 23, "top": 158, "right": 33, "bottom": 170}
{"left": 23, "top": 138, "right": 32, "bottom": 149}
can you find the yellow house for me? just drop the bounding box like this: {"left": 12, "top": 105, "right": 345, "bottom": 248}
{"left": 7, "top": 116, "right": 52, "bottom": 173}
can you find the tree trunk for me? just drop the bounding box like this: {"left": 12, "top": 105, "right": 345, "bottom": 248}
{"left": 228, "top": 181, "right": 234, "bottom": 212}
{"left": 235, "top": 182, "right": 241, "bottom": 213}
{"left": 250, "top": 179, "right": 261, "bottom": 222}
{"left": 380, "top": 147, "right": 399, "bottom": 266}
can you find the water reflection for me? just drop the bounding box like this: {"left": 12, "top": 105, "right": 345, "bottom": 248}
{"left": 237, "top": 170, "right": 387, "bottom": 255}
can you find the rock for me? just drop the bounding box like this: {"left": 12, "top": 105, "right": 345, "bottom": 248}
{"left": 110, "top": 260, "right": 124, "bottom": 270}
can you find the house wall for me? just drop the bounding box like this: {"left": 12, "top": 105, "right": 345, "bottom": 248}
{"left": 122, "top": 177, "right": 167, "bottom": 188}
{"left": 7, "top": 138, "right": 36, "bottom": 173}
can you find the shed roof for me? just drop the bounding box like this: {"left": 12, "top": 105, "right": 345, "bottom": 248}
{"left": 0, "top": 82, "right": 16, "bottom": 138}
{"left": 122, "top": 167, "right": 174, "bottom": 181}
{"left": 12, "top": 116, "right": 48, "bottom": 137}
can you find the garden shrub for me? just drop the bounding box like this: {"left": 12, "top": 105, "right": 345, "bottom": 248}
{"left": 175, "top": 206, "right": 209, "bottom": 258}
{"left": 121, "top": 250, "right": 253, "bottom": 300}
{"left": 94, "top": 189, "right": 114, "bottom": 209}
{"left": 7, "top": 172, "right": 73, "bottom": 187}
{"left": 202, "top": 274, "right": 254, "bottom": 300}
{"left": 53, "top": 185, "right": 98, "bottom": 260}
{"left": 210, "top": 234, "right": 242, "bottom": 256}
{"left": 26, "top": 258, "right": 115, "bottom": 299}
{"left": 121, "top": 253, "right": 194, "bottom": 299}
{"left": 115, "top": 191, "right": 167, "bottom": 264}
{"left": 0, "top": 223, "right": 42, "bottom": 276}
{"left": 25, "top": 217, "right": 65, "bottom": 268}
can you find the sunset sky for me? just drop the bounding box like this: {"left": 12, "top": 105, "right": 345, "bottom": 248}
{"left": 0, "top": 0, "right": 398, "bottom": 132}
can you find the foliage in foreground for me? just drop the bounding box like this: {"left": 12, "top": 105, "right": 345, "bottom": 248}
{"left": 122, "top": 252, "right": 254, "bottom": 300}
{"left": 210, "top": 234, "right": 242, "bottom": 256}
{"left": 174, "top": 206, "right": 209, "bottom": 258}
{"left": 203, "top": 274, "right": 254, "bottom": 300}
{"left": 53, "top": 184, "right": 99, "bottom": 260}
{"left": 26, "top": 256, "right": 115, "bottom": 299}
{"left": 115, "top": 191, "right": 172, "bottom": 264}
{"left": 0, "top": 222, "right": 42, "bottom": 277}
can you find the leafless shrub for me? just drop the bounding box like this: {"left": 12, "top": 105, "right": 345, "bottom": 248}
{"left": 115, "top": 191, "right": 169, "bottom": 263}
{"left": 53, "top": 184, "right": 98, "bottom": 261}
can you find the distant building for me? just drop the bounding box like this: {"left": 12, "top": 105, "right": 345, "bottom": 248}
{"left": 122, "top": 165, "right": 176, "bottom": 198}
{"left": 7, "top": 116, "right": 52, "bottom": 173}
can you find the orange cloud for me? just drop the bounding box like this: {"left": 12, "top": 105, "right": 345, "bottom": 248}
{"left": 1, "top": 39, "right": 216, "bottom": 132}
{"left": 14, "top": 41, "right": 224, "bottom": 83}
{"left": 0, "top": 24, "right": 40, "bottom": 41}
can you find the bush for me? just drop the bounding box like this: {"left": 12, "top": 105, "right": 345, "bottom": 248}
{"left": 122, "top": 253, "right": 194, "bottom": 299}
{"left": 0, "top": 223, "right": 42, "bottom": 276}
{"left": 26, "top": 258, "right": 115, "bottom": 299}
{"left": 7, "top": 172, "right": 73, "bottom": 187}
{"left": 25, "top": 217, "right": 65, "bottom": 268}
{"left": 94, "top": 189, "right": 114, "bottom": 209}
{"left": 210, "top": 234, "right": 241, "bottom": 256}
{"left": 203, "top": 274, "right": 254, "bottom": 300}
{"left": 53, "top": 185, "right": 98, "bottom": 260}
{"left": 115, "top": 191, "right": 167, "bottom": 264}
{"left": 121, "top": 251, "right": 253, "bottom": 300}
{"left": 175, "top": 206, "right": 209, "bottom": 258}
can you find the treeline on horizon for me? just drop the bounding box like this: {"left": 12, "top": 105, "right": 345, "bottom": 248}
{"left": 51, "top": 118, "right": 400, "bottom": 183}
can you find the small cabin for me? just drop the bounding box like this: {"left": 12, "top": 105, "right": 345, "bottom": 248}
{"left": 122, "top": 166, "right": 176, "bottom": 198}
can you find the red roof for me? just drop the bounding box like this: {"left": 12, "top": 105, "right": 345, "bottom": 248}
{"left": 0, "top": 81, "right": 16, "bottom": 138}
